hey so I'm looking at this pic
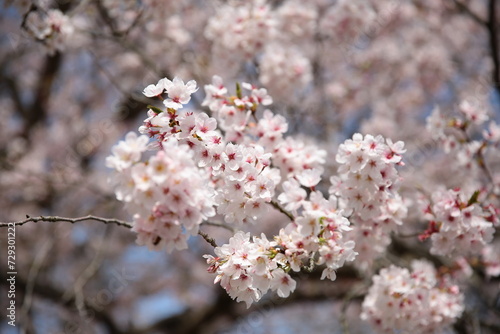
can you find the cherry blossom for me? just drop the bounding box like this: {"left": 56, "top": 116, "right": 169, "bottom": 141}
{"left": 105, "top": 132, "right": 149, "bottom": 171}
{"left": 163, "top": 77, "right": 198, "bottom": 110}
{"left": 333, "top": 133, "right": 407, "bottom": 269}
{"left": 143, "top": 78, "right": 169, "bottom": 97}
{"left": 361, "top": 260, "right": 464, "bottom": 334}
{"left": 107, "top": 138, "right": 215, "bottom": 252}
{"left": 421, "top": 188, "right": 495, "bottom": 257}
{"left": 24, "top": 9, "right": 75, "bottom": 53}
{"left": 3, "top": 1, "right": 500, "bottom": 333}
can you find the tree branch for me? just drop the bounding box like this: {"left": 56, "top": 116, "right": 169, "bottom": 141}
{"left": 62, "top": 225, "right": 112, "bottom": 318}
{"left": 451, "top": 0, "right": 488, "bottom": 26}
{"left": 198, "top": 229, "right": 218, "bottom": 248}
{"left": 1, "top": 215, "right": 221, "bottom": 249}
{"left": 270, "top": 200, "right": 295, "bottom": 221}
{"left": 488, "top": 0, "right": 500, "bottom": 93}
{"left": 201, "top": 220, "right": 236, "bottom": 233}
{"left": 0, "top": 215, "right": 134, "bottom": 229}
{"left": 19, "top": 239, "right": 54, "bottom": 333}
{"left": 136, "top": 267, "right": 362, "bottom": 334}
{"left": 22, "top": 52, "right": 63, "bottom": 137}
{"left": 2, "top": 75, "right": 26, "bottom": 119}
{"left": 453, "top": 0, "right": 500, "bottom": 95}
{"left": 0, "top": 267, "right": 124, "bottom": 334}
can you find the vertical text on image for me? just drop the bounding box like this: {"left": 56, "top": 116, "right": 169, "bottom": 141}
{"left": 6, "top": 222, "right": 16, "bottom": 327}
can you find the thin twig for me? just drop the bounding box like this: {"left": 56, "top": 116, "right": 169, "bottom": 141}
{"left": 0, "top": 215, "right": 133, "bottom": 229}
{"left": 201, "top": 221, "right": 236, "bottom": 233}
{"left": 0, "top": 268, "right": 124, "bottom": 334}
{"left": 198, "top": 230, "right": 218, "bottom": 248}
{"left": 340, "top": 284, "right": 368, "bottom": 334}
{"left": 270, "top": 200, "right": 295, "bottom": 221}
{"left": 461, "top": 129, "right": 495, "bottom": 185}
{"left": 20, "top": 239, "right": 53, "bottom": 331}
{"left": 88, "top": 50, "right": 151, "bottom": 105}
{"left": 2, "top": 215, "right": 222, "bottom": 249}
{"left": 63, "top": 225, "right": 111, "bottom": 318}
{"left": 477, "top": 143, "right": 495, "bottom": 184}
{"left": 123, "top": 6, "right": 145, "bottom": 36}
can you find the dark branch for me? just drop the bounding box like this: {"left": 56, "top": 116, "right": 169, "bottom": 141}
{"left": 136, "top": 268, "right": 362, "bottom": 334}
{"left": 198, "top": 229, "right": 218, "bottom": 248}
{"left": 452, "top": 0, "right": 488, "bottom": 26}
{"left": 22, "top": 52, "right": 63, "bottom": 137}
{"left": 0, "top": 267, "right": 124, "bottom": 334}
{"left": 0, "top": 215, "right": 133, "bottom": 229}
{"left": 488, "top": 0, "right": 500, "bottom": 94}
{"left": 1, "top": 215, "right": 221, "bottom": 249}
{"left": 270, "top": 200, "right": 295, "bottom": 221}
{"left": 201, "top": 221, "right": 236, "bottom": 233}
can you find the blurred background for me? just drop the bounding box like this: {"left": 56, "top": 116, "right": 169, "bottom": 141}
{"left": 0, "top": 0, "right": 499, "bottom": 333}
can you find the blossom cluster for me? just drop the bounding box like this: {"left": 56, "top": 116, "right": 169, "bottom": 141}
{"left": 24, "top": 9, "right": 75, "bottom": 54}
{"left": 319, "top": 0, "right": 376, "bottom": 44}
{"left": 426, "top": 102, "right": 500, "bottom": 172}
{"left": 423, "top": 101, "right": 499, "bottom": 258}
{"left": 205, "top": 201, "right": 357, "bottom": 308}
{"left": 420, "top": 188, "right": 495, "bottom": 257}
{"left": 204, "top": 231, "right": 297, "bottom": 308}
{"left": 258, "top": 45, "right": 313, "bottom": 101}
{"left": 331, "top": 133, "right": 407, "bottom": 269}
{"left": 361, "top": 260, "right": 464, "bottom": 334}
{"left": 200, "top": 133, "right": 357, "bottom": 307}
{"left": 204, "top": 0, "right": 276, "bottom": 59}
{"left": 203, "top": 77, "right": 327, "bottom": 185}
{"left": 204, "top": 167, "right": 359, "bottom": 306}
{"left": 138, "top": 75, "right": 329, "bottom": 228}
{"left": 106, "top": 134, "right": 215, "bottom": 252}
{"left": 139, "top": 76, "right": 278, "bottom": 225}
{"left": 277, "top": 189, "right": 357, "bottom": 281}
{"left": 204, "top": 0, "right": 314, "bottom": 99}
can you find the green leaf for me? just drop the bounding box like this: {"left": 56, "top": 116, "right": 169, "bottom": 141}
{"left": 467, "top": 190, "right": 480, "bottom": 206}
{"left": 236, "top": 82, "right": 242, "bottom": 99}
{"left": 147, "top": 105, "right": 164, "bottom": 114}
